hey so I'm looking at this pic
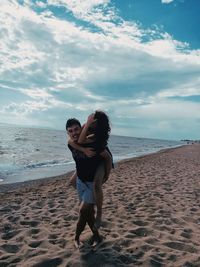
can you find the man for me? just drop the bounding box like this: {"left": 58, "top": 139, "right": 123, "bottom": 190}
{"left": 66, "top": 118, "right": 112, "bottom": 248}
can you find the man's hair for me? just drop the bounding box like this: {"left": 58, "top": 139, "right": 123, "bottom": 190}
{"left": 66, "top": 118, "right": 81, "bottom": 131}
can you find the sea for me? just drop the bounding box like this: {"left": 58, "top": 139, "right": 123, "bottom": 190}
{"left": 0, "top": 124, "right": 185, "bottom": 185}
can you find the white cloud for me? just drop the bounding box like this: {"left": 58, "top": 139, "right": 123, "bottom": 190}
{"left": 47, "top": 0, "right": 110, "bottom": 16}
{"left": 35, "top": 1, "right": 48, "bottom": 8}
{"left": 0, "top": 0, "right": 199, "bottom": 139}
{"left": 161, "top": 0, "right": 174, "bottom": 4}
{"left": 19, "top": 88, "right": 53, "bottom": 99}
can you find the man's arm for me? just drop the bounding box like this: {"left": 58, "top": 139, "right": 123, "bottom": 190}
{"left": 68, "top": 138, "right": 95, "bottom": 157}
{"left": 99, "top": 149, "right": 112, "bottom": 183}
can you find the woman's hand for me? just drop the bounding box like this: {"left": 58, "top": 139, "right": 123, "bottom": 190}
{"left": 83, "top": 147, "right": 96, "bottom": 157}
{"left": 78, "top": 113, "right": 96, "bottom": 144}
{"left": 86, "top": 113, "right": 96, "bottom": 126}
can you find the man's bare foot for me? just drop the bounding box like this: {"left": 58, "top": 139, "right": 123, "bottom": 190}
{"left": 74, "top": 239, "right": 83, "bottom": 249}
{"left": 92, "top": 235, "right": 103, "bottom": 248}
{"left": 94, "top": 216, "right": 102, "bottom": 229}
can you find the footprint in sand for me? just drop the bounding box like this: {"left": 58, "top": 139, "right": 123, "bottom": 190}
{"left": 129, "top": 250, "right": 144, "bottom": 260}
{"left": 63, "top": 214, "right": 78, "bottom": 221}
{"left": 0, "top": 256, "right": 22, "bottom": 266}
{"left": 31, "top": 200, "right": 45, "bottom": 209}
{"left": 149, "top": 257, "right": 163, "bottom": 267}
{"left": 110, "top": 233, "right": 119, "bottom": 238}
{"left": 7, "top": 215, "right": 20, "bottom": 223}
{"left": 112, "top": 244, "right": 122, "bottom": 252}
{"left": 49, "top": 208, "right": 57, "bottom": 214}
{"left": 47, "top": 201, "right": 55, "bottom": 209}
{"left": 8, "top": 257, "right": 22, "bottom": 265}
{"left": 133, "top": 220, "right": 149, "bottom": 227}
{"left": 141, "top": 244, "right": 154, "bottom": 252}
{"left": 0, "top": 206, "right": 12, "bottom": 213}
{"left": 48, "top": 234, "right": 58, "bottom": 239}
{"left": 29, "top": 228, "right": 40, "bottom": 235}
{"left": 145, "top": 238, "right": 158, "bottom": 245}
{"left": 2, "top": 223, "right": 13, "bottom": 232}
{"left": 28, "top": 240, "right": 43, "bottom": 248}
{"left": 51, "top": 239, "right": 66, "bottom": 248}
{"left": 130, "top": 227, "right": 152, "bottom": 237}
{"left": 167, "top": 254, "right": 177, "bottom": 262}
{"left": 1, "top": 244, "right": 21, "bottom": 253}
{"left": 2, "top": 230, "right": 20, "bottom": 240}
{"left": 32, "top": 257, "right": 63, "bottom": 267}
{"left": 163, "top": 241, "right": 197, "bottom": 253}
{"left": 52, "top": 219, "right": 60, "bottom": 225}
{"left": 180, "top": 228, "right": 193, "bottom": 239}
{"left": 125, "top": 233, "right": 137, "bottom": 239}
{"left": 20, "top": 220, "right": 40, "bottom": 227}
{"left": 117, "top": 253, "right": 136, "bottom": 265}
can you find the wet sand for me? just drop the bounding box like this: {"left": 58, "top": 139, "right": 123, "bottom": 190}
{"left": 0, "top": 144, "right": 200, "bottom": 267}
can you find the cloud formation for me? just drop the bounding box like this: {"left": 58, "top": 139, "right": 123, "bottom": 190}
{"left": 0, "top": 0, "right": 199, "bottom": 139}
{"left": 161, "top": 0, "right": 174, "bottom": 4}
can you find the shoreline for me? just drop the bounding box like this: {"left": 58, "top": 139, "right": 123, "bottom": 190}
{"left": 1, "top": 143, "right": 200, "bottom": 266}
{"left": 0, "top": 171, "right": 73, "bottom": 194}
{"left": 0, "top": 144, "right": 186, "bottom": 193}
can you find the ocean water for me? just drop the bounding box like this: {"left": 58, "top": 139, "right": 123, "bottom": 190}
{"left": 0, "top": 125, "right": 184, "bottom": 185}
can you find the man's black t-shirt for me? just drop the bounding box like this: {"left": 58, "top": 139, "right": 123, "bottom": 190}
{"left": 68, "top": 142, "right": 103, "bottom": 182}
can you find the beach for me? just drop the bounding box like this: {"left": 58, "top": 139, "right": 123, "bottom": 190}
{"left": 0, "top": 144, "right": 200, "bottom": 267}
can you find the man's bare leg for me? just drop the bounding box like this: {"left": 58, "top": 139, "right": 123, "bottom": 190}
{"left": 74, "top": 202, "right": 88, "bottom": 248}
{"left": 86, "top": 204, "right": 102, "bottom": 245}
{"left": 93, "top": 163, "right": 105, "bottom": 229}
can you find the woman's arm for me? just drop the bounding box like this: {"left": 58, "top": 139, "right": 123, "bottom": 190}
{"left": 99, "top": 149, "right": 112, "bottom": 183}
{"left": 78, "top": 113, "right": 96, "bottom": 144}
{"left": 68, "top": 138, "right": 95, "bottom": 157}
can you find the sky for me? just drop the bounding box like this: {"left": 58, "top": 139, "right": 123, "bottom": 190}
{"left": 0, "top": 0, "right": 200, "bottom": 140}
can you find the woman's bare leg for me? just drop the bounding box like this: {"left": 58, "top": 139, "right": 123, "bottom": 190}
{"left": 93, "top": 162, "right": 105, "bottom": 229}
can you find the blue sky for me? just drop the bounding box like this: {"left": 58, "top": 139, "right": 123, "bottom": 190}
{"left": 0, "top": 0, "right": 200, "bottom": 140}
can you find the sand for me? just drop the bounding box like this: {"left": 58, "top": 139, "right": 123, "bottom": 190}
{"left": 0, "top": 144, "right": 200, "bottom": 267}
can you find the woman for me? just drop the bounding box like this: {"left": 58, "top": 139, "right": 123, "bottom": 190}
{"left": 68, "top": 110, "right": 113, "bottom": 229}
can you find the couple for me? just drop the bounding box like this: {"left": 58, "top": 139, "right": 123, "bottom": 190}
{"left": 66, "top": 110, "right": 113, "bottom": 248}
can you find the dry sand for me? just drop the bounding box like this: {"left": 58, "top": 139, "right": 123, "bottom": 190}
{"left": 0, "top": 144, "right": 200, "bottom": 267}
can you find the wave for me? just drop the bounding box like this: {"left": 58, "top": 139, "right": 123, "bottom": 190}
{"left": 15, "top": 137, "right": 29, "bottom": 142}
{"left": 25, "top": 160, "right": 74, "bottom": 169}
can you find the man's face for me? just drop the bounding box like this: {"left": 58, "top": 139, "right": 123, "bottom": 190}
{"left": 67, "top": 124, "right": 81, "bottom": 142}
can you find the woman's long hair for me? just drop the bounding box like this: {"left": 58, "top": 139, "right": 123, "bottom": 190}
{"left": 94, "top": 110, "right": 111, "bottom": 147}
